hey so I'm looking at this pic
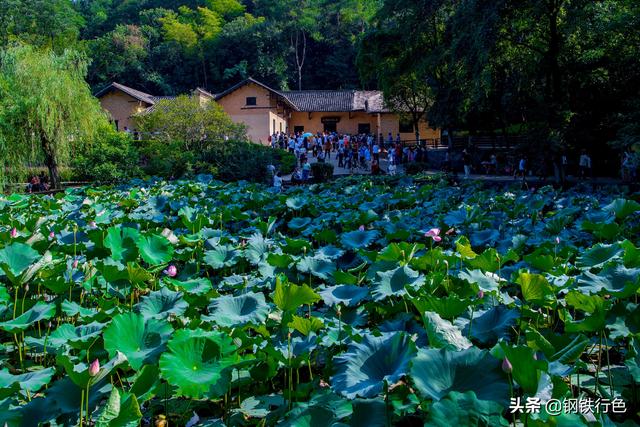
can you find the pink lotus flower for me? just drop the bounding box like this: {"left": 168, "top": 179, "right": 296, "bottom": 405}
{"left": 477, "top": 290, "right": 484, "bottom": 299}
{"left": 49, "top": 231, "right": 55, "bottom": 239}
{"left": 88, "top": 359, "right": 100, "bottom": 376}
{"left": 87, "top": 221, "right": 97, "bottom": 230}
{"left": 446, "top": 228, "right": 455, "bottom": 235}
{"left": 10, "top": 228, "right": 17, "bottom": 238}
{"left": 501, "top": 357, "right": 513, "bottom": 374}
{"left": 72, "top": 259, "right": 79, "bottom": 269}
{"left": 425, "top": 228, "right": 442, "bottom": 242}
{"left": 358, "top": 225, "right": 365, "bottom": 231}
{"left": 164, "top": 265, "right": 178, "bottom": 277}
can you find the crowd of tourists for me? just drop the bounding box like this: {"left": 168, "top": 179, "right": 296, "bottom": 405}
{"left": 25, "top": 172, "right": 50, "bottom": 193}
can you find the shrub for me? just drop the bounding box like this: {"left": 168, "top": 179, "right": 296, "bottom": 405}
{"left": 311, "top": 162, "right": 334, "bottom": 182}
{"left": 72, "top": 131, "right": 142, "bottom": 183}
{"left": 404, "top": 162, "right": 430, "bottom": 175}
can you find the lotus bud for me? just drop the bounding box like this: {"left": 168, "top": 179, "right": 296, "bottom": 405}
{"left": 319, "top": 379, "right": 330, "bottom": 388}
{"left": 49, "top": 231, "right": 55, "bottom": 239}
{"left": 24, "top": 284, "right": 29, "bottom": 292}
{"left": 359, "top": 225, "right": 365, "bottom": 231}
{"left": 88, "top": 221, "right": 97, "bottom": 229}
{"left": 446, "top": 228, "right": 455, "bottom": 235}
{"left": 533, "top": 352, "right": 538, "bottom": 360}
{"left": 164, "top": 265, "right": 178, "bottom": 277}
{"left": 10, "top": 228, "right": 17, "bottom": 238}
{"left": 501, "top": 357, "right": 513, "bottom": 374}
{"left": 555, "top": 237, "right": 560, "bottom": 244}
{"left": 47, "top": 321, "right": 52, "bottom": 329}
{"left": 72, "top": 259, "right": 79, "bottom": 269}
{"left": 88, "top": 359, "right": 100, "bottom": 376}
{"left": 477, "top": 290, "right": 484, "bottom": 299}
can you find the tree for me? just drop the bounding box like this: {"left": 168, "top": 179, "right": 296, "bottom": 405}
{"left": 0, "top": 44, "right": 108, "bottom": 189}
{"left": 134, "top": 95, "right": 247, "bottom": 151}
{"left": 384, "top": 73, "right": 434, "bottom": 143}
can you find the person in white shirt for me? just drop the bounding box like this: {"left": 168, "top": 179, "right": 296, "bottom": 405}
{"left": 579, "top": 150, "right": 592, "bottom": 179}
{"left": 372, "top": 143, "right": 380, "bottom": 162}
{"left": 273, "top": 172, "right": 283, "bottom": 193}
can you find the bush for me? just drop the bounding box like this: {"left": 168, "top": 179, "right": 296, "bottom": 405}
{"left": 138, "top": 139, "right": 297, "bottom": 183}
{"left": 404, "top": 162, "right": 430, "bottom": 175}
{"left": 73, "top": 131, "right": 142, "bottom": 183}
{"left": 311, "top": 162, "right": 334, "bottom": 182}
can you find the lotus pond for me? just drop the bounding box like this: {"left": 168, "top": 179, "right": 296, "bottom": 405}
{"left": 0, "top": 175, "right": 639, "bottom": 426}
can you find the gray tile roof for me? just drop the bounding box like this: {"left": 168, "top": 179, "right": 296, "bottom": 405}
{"left": 281, "top": 90, "right": 389, "bottom": 113}
{"left": 94, "top": 82, "right": 157, "bottom": 105}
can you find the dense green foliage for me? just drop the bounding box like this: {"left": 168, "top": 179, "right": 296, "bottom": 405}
{"left": 72, "top": 131, "right": 142, "bottom": 184}
{"left": 0, "top": 45, "right": 109, "bottom": 189}
{"left": 0, "top": 175, "right": 639, "bottom": 425}
{"left": 360, "top": 0, "right": 640, "bottom": 158}
{"left": 1, "top": 0, "right": 638, "bottom": 159}
{"left": 138, "top": 138, "right": 295, "bottom": 182}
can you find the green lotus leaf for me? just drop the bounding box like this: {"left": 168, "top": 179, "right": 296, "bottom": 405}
{"left": 331, "top": 333, "right": 416, "bottom": 398}
{"left": 235, "top": 394, "right": 285, "bottom": 419}
{"left": 204, "top": 245, "right": 241, "bottom": 269}
{"left": 458, "top": 269, "right": 502, "bottom": 292}
{"left": 604, "top": 198, "right": 640, "bottom": 220}
{"left": 412, "top": 295, "right": 471, "bottom": 320}
{"left": 273, "top": 277, "right": 321, "bottom": 312}
{"left": 288, "top": 217, "right": 312, "bottom": 231}
{"left": 424, "top": 391, "right": 509, "bottom": 427}
{"left": 159, "top": 329, "right": 238, "bottom": 398}
{"left": 576, "top": 243, "right": 623, "bottom": 269}
{"left": 423, "top": 311, "right": 472, "bottom": 351}
{"left": 499, "top": 343, "right": 548, "bottom": 394}
{"left": 0, "top": 367, "right": 54, "bottom": 397}
{"left": 516, "top": 272, "right": 554, "bottom": 305}
{"left": 95, "top": 387, "right": 143, "bottom": 427}
{"left": 288, "top": 315, "right": 324, "bottom": 336}
{"left": 296, "top": 256, "right": 336, "bottom": 280}
{"left": 137, "top": 287, "right": 188, "bottom": 320}
{"left": 455, "top": 306, "right": 519, "bottom": 344}
{"left": 129, "top": 364, "right": 162, "bottom": 403}
{"left": 0, "top": 301, "right": 56, "bottom": 333}
{"left": 244, "top": 233, "right": 271, "bottom": 265}
{"left": 340, "top": 230, "right": 379, "bottom": 250}
{"left": 281, "top": 391, "right": 352, "bottom": 426}
{"left": 577, "top": 265, "right": 640, "bottom": 297}
{"left": 286, "top": 196, "right": 307, "bottom": 210}
{"left": 61, "top": 300, "right": 99, "bottom": 319}
{"left": 350, "top": 398, "right": 387, "bottom": 427}
{"left": 104, "top": 312, "right": 173, "bottom": 370}
{"left": 371, "top": 265, "right": 423, "bottom": 301}
{"left": 0, "top": 242, "right": 40, "bottom": 281}
{"left": 410, "top": 347, "right": 509, "bottom": 404}
{"left": 136, "top": 234, "right": 174, "bottom": 266}
{"left": 165, "top": 277, "right": 213, "bottom": 296}
{"left": 319, "top": 285, "right": 369, "bottom": 307}
{"left": 31, "top": 321, "right": 106, "bottom": 350}
{"left": 104, "top": 226, "right": 138, "bottom": 262}
{"left": 203, "top": 292, "right": 270, "bottom": 327}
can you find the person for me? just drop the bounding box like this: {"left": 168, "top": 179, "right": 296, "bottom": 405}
{"left": 442, "top": 150, "right": 451, "bottom": 172}
{"left": 317, "top": 148, "right": 326, "bottom": 163}
{"left": 462, "top": 149, "right": 472, "bottom": 178}
{"left": 371, "top": 160, "right": 382, "bottom": 175}
{"left": 273, "top": 171, "right": 283, "bottom": 193}
{"left": 301, "top": 159, "right": 311, "bottom": 182}
{"left": 516, "top": 155, "right": 528, "bottom": 180}
{"left": 387, "top": 133, "right": 394, "bottom": 148}
{"left": 372, "top": 142, "right": 380, "bottom": 162}
{"left": 324, "top": 138, "right": 332, "bottom": 160}
{"left": 388, "top": 161, "right": 397, "bottom": 176}
{"left": 490, "top": 153, "right": 498, "bottom": 175}
{"left": 337, "top": 145, "right": 345, "bottom": 168}
{"left": 291, "top": 167, "right": 302, "bottom": 185}
{"left": 579, "top": 150, "right": 592, "bottom": 179}
{"left": 267, "top": 164, "right": 276, "bottom": 182}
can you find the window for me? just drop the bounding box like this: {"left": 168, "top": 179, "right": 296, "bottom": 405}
{"left": 323, "top": 122, "right": 337, "bottom": 133}
{"left": 294, "top": 126, "right": 305, "bottom": 134}
{"left": 358, "top": 123, "right": 371, "bottom": 135}
{"left": 246, "top": 97, "right": 257, "bottom": 106}
{"left": 399, "top": 115, "right": 414, "bottom": 133}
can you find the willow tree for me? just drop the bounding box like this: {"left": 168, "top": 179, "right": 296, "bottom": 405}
{"left": 0, "top": 44, "right": 108, "bottom": 189}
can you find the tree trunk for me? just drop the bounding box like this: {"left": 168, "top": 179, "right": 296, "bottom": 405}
{"left": 42, "top": 139, "right": 61, "bottom": 189}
